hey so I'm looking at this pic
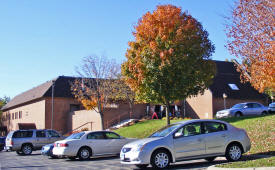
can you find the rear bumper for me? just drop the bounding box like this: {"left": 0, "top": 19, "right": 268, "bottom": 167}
{"left": 52, "top": 147, "right": 76, "bottom": 157}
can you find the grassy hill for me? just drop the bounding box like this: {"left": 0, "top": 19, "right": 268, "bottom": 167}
{"left": 115, "top": 115, "right": 275, "bottom": 167}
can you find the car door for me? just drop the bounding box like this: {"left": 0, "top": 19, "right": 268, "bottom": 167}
{"left": 173, "top": 122, "right": 205, "bottom": 160}
{"left": 243, "top": 103, "right": 254, "bottom": 116}
{"left": 104, "top": 132, "right": 127, "bottom": 154}
{"left": 252, "top": 103, "right": 262, "bottom": 115}
{"left": 47, "top": 130, "right": 61, "bottom": 144}
{"left": 202, "top": 122, "right": 228, "bottom": 155}
{"left": 35, "top": 130, "right": 49, "bottom": 149}
{"left": 86, "top": 132, "right": 110, "bottom": 156}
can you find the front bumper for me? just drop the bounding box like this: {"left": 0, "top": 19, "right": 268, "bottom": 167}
{"left": 120, "top": 149, "right": 151, "bottom": 165}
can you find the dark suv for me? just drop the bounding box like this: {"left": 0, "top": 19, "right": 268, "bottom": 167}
{"left": 5, "top": 129, "right": 64, "bottom": 155}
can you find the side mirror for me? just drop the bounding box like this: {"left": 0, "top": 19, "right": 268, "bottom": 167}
{"left": 174, "top": 132, "right": 182, "bottom": 138}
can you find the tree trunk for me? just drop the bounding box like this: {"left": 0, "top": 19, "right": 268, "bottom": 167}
{"left": 100, "top": 113, "right": 105, "bottom": 130}
{"left": 129, "top": 101, "right": 133, "bottom": 119}
{"left": 165, "top": 101, "right": 170, "bottom": 125}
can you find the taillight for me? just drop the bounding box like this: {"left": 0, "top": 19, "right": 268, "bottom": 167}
{"left": 60, "top": 143, "right": 69, "bottom": 147}
{"left": 54, "top": 143, "right": 57, "bottom": 147}
{"left": 11, "top": 140, "right": 13, "bottom": 145}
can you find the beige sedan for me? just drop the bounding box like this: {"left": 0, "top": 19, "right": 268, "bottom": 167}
{"left": 53, "top": 131, "right": 136, "bottom": 160}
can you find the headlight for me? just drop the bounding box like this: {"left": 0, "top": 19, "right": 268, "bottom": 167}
{"left": 132, "top": 144, "right": 146, "bottom": 152}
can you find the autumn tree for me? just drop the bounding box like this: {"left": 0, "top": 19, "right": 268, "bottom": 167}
{"left": 226, "top": 0, "right": 275, "bottom": 95}
{"left": 122, "top": 5, "right": 216, "bottom": 125}
{"left": 71, "top": 55, "right": 120, "bottom": 129}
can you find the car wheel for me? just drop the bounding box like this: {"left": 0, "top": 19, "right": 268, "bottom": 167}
{"left": 16, "top": 150, "right": 23, "bottom": 155}
{"left": 261, "top": 111, "right": 267, "bottom": 116}
{"left": 151, "top": 150, "right": 170, "bottom": 169}
{"left": 21, "top": 144, "right": 32, "bottom": 155}
{"left": 225, "top": 144, "right": 242, "bottom": 162}
{"left": 135, "top": 164, "right": 148, "bottom": 169}
{"left": 205, "top": 157, "right": 216, "bottom": 162}
{"left": 78, "top": 147, "right": 91, "bottom": 160}
{"left": 235, "top": 112, "right": 242, "bottom": 117}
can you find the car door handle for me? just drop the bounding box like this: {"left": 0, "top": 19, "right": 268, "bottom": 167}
{"left": 221, "top": 134, "right": 227, "bottom": 137}
{"left": 198, "top": 138, "right": 203, "bottom": 142}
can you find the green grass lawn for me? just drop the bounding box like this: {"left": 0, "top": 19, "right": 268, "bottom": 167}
{"left": 115, "top": 119, "right": 183, "bottom": 138}
{"left": 114, "top": 114, "right": 275, "bottom": 167}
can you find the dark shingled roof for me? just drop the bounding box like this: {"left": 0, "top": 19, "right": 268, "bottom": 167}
{"left": 209, "top": 61, "right": 266, "bottom": 100}
{"left": 2, "top": 61, "right": 266, "bottom": 111}
{"left": 2, "top": 76, "right": 78, "bottom": 111}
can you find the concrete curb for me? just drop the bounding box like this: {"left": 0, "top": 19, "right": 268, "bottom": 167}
{"left": 207, "top": 165, "right": 275, "bottom": 170}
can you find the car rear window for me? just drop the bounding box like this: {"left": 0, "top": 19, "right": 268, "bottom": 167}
{"left": 13, "top": 131, "right": 33, "bottom": 138}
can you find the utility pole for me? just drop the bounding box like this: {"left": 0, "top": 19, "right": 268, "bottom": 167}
{"left": 51, "top": 80, "right": 55, "bottom": 130}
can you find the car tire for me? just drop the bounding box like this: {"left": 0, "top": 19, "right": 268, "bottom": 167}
{"left": 78, "top": 147, "right": 91, "bottom": 160}
{"left": 50, "top": 155, "right": 58, "bottom": 159}
{"left": 151, "top": 149, "right": 170, "bottom": 169}
{"left": 21, "top": 144, "right": 33, "bottom": 155}
{"left": 261, "top": 111, "right": 267, "bottom": 116}
{"left": 16, "top": 150, "right": 23, "bottom": 155}
{"left": 225, "top": 144, "right": 242, "bottom": 162}
{"left": 135, "top": 164, "right": 148, "bottom": 169}
{"left": 235, "top": 112, "right": 242, "bottom": 117}
{"left": 205, "top": 157, "right": 216, "bottom": 162}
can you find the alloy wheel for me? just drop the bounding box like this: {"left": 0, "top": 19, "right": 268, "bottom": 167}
{"left": 154, "top": 152, "right": 169, "bottom": 168}
{"left": 79, "top": 148, "right": 90, "bottom": 160}
{"left": 22, "top": 145, "right": 32, "bottom": 155}
{"left": 229, "top": 145, "right": 242, "bottom": 161}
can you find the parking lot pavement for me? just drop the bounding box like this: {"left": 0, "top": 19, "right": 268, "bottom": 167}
{"left": 0, "top": 151, "right": 227, "bottom": 170}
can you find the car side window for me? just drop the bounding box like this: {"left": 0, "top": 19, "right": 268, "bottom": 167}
{"left": 13, "top": 131, "right": 33, "bottom": 138}
{"left": 253, "top": 103, "right": 261, "bottom": 108}
{"left": 105, "top": 132, "right": 120, "bottom": 139}
{"left": 36, "top": 130, "right": 46, "bottom": 138}
{"left": 247, "top": 103, "right": 253, "bottom": 108}
{"left": 174, "top": 123, "right": 201, "bottom": 137}
{"left": 204, "top": 122, "right": 227, "bottom": 134}
{"left": 48, "top": 130, "right": 60, "bottom": 137}
{"left": 87, "top": 132, "right": 105, "bottom": 139}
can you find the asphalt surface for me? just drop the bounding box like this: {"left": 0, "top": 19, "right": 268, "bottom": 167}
{"left": 0, "top": 150, "right": 228, "bottom": 170}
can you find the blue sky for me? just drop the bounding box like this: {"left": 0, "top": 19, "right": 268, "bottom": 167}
{"left": 0, "top": 0, "right": 235, "bottom": 99}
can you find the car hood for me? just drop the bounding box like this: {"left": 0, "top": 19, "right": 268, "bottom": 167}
{"left": 123, "top": 137, "right": 162, "bottom": 147}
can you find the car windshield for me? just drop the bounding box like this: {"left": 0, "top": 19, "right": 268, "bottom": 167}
{"left": 150, "top": 124, "right": 181, "bottom": 138}
{"left": 232, "top": 103, "right": 245, "bottom": 109}
{"left": 66, "top": 132, "right": 85, "bottom": 139}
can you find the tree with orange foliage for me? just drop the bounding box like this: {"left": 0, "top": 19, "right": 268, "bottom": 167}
{"left": 122, "top": 5, "right": 215, "bottom": 125}
{"left": 226, "top": 0, "right": 274, "bottom": 96}
{"left": 71, "top": 55, "right": 120, "bottom": 129}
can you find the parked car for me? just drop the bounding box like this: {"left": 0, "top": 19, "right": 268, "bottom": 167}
{"left": 5, "top": 129, "right": 64, "bottom": 155}
{"left": 41, "top": 143, "right": 58, "bottom": 158}
{"left": 52, "top": 131, "right": 136, "bottom": 160}
{"left": 120, "top": 119, "right": 251, "bottom": 169}
{"left": 268, "top": 102, "right": 275, "bottom": 114}
{"left": 216, "top": 102, "right": 268, "bottom": 118}
{"left": 0, "top": 136, "right": 6, "bottom": 151}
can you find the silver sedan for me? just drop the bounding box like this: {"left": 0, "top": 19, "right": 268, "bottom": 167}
{"left": 216, "top": 102, "right": 268, "bottom": 118}
{"left": 120, "top": 119, "right": 251, "bottom": 169}
{"left": 52, "top": 131, "right": 136, "bottom": 160}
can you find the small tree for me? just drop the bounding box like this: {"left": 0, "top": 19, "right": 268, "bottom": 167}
{"left": 71, "top": 55, "right": 120, "bottom": 129}
{"left": 122, "top": 5, "right": 216, "bottom": 125}
{"left": 110, "top": 75, "right": 136, "bottom": 118}
{"left": 0, "top": 96, "right": 10, "bottom": 125}
{"left": 225, "top": 0, "right": 274, "bottom": 94}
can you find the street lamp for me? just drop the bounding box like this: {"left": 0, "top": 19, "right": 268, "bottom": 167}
{"left": 223, "top": 93, "right": 227, "bottom": 109}
{"left": 51, "top": 80, "right": 55, "bottom": 130}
